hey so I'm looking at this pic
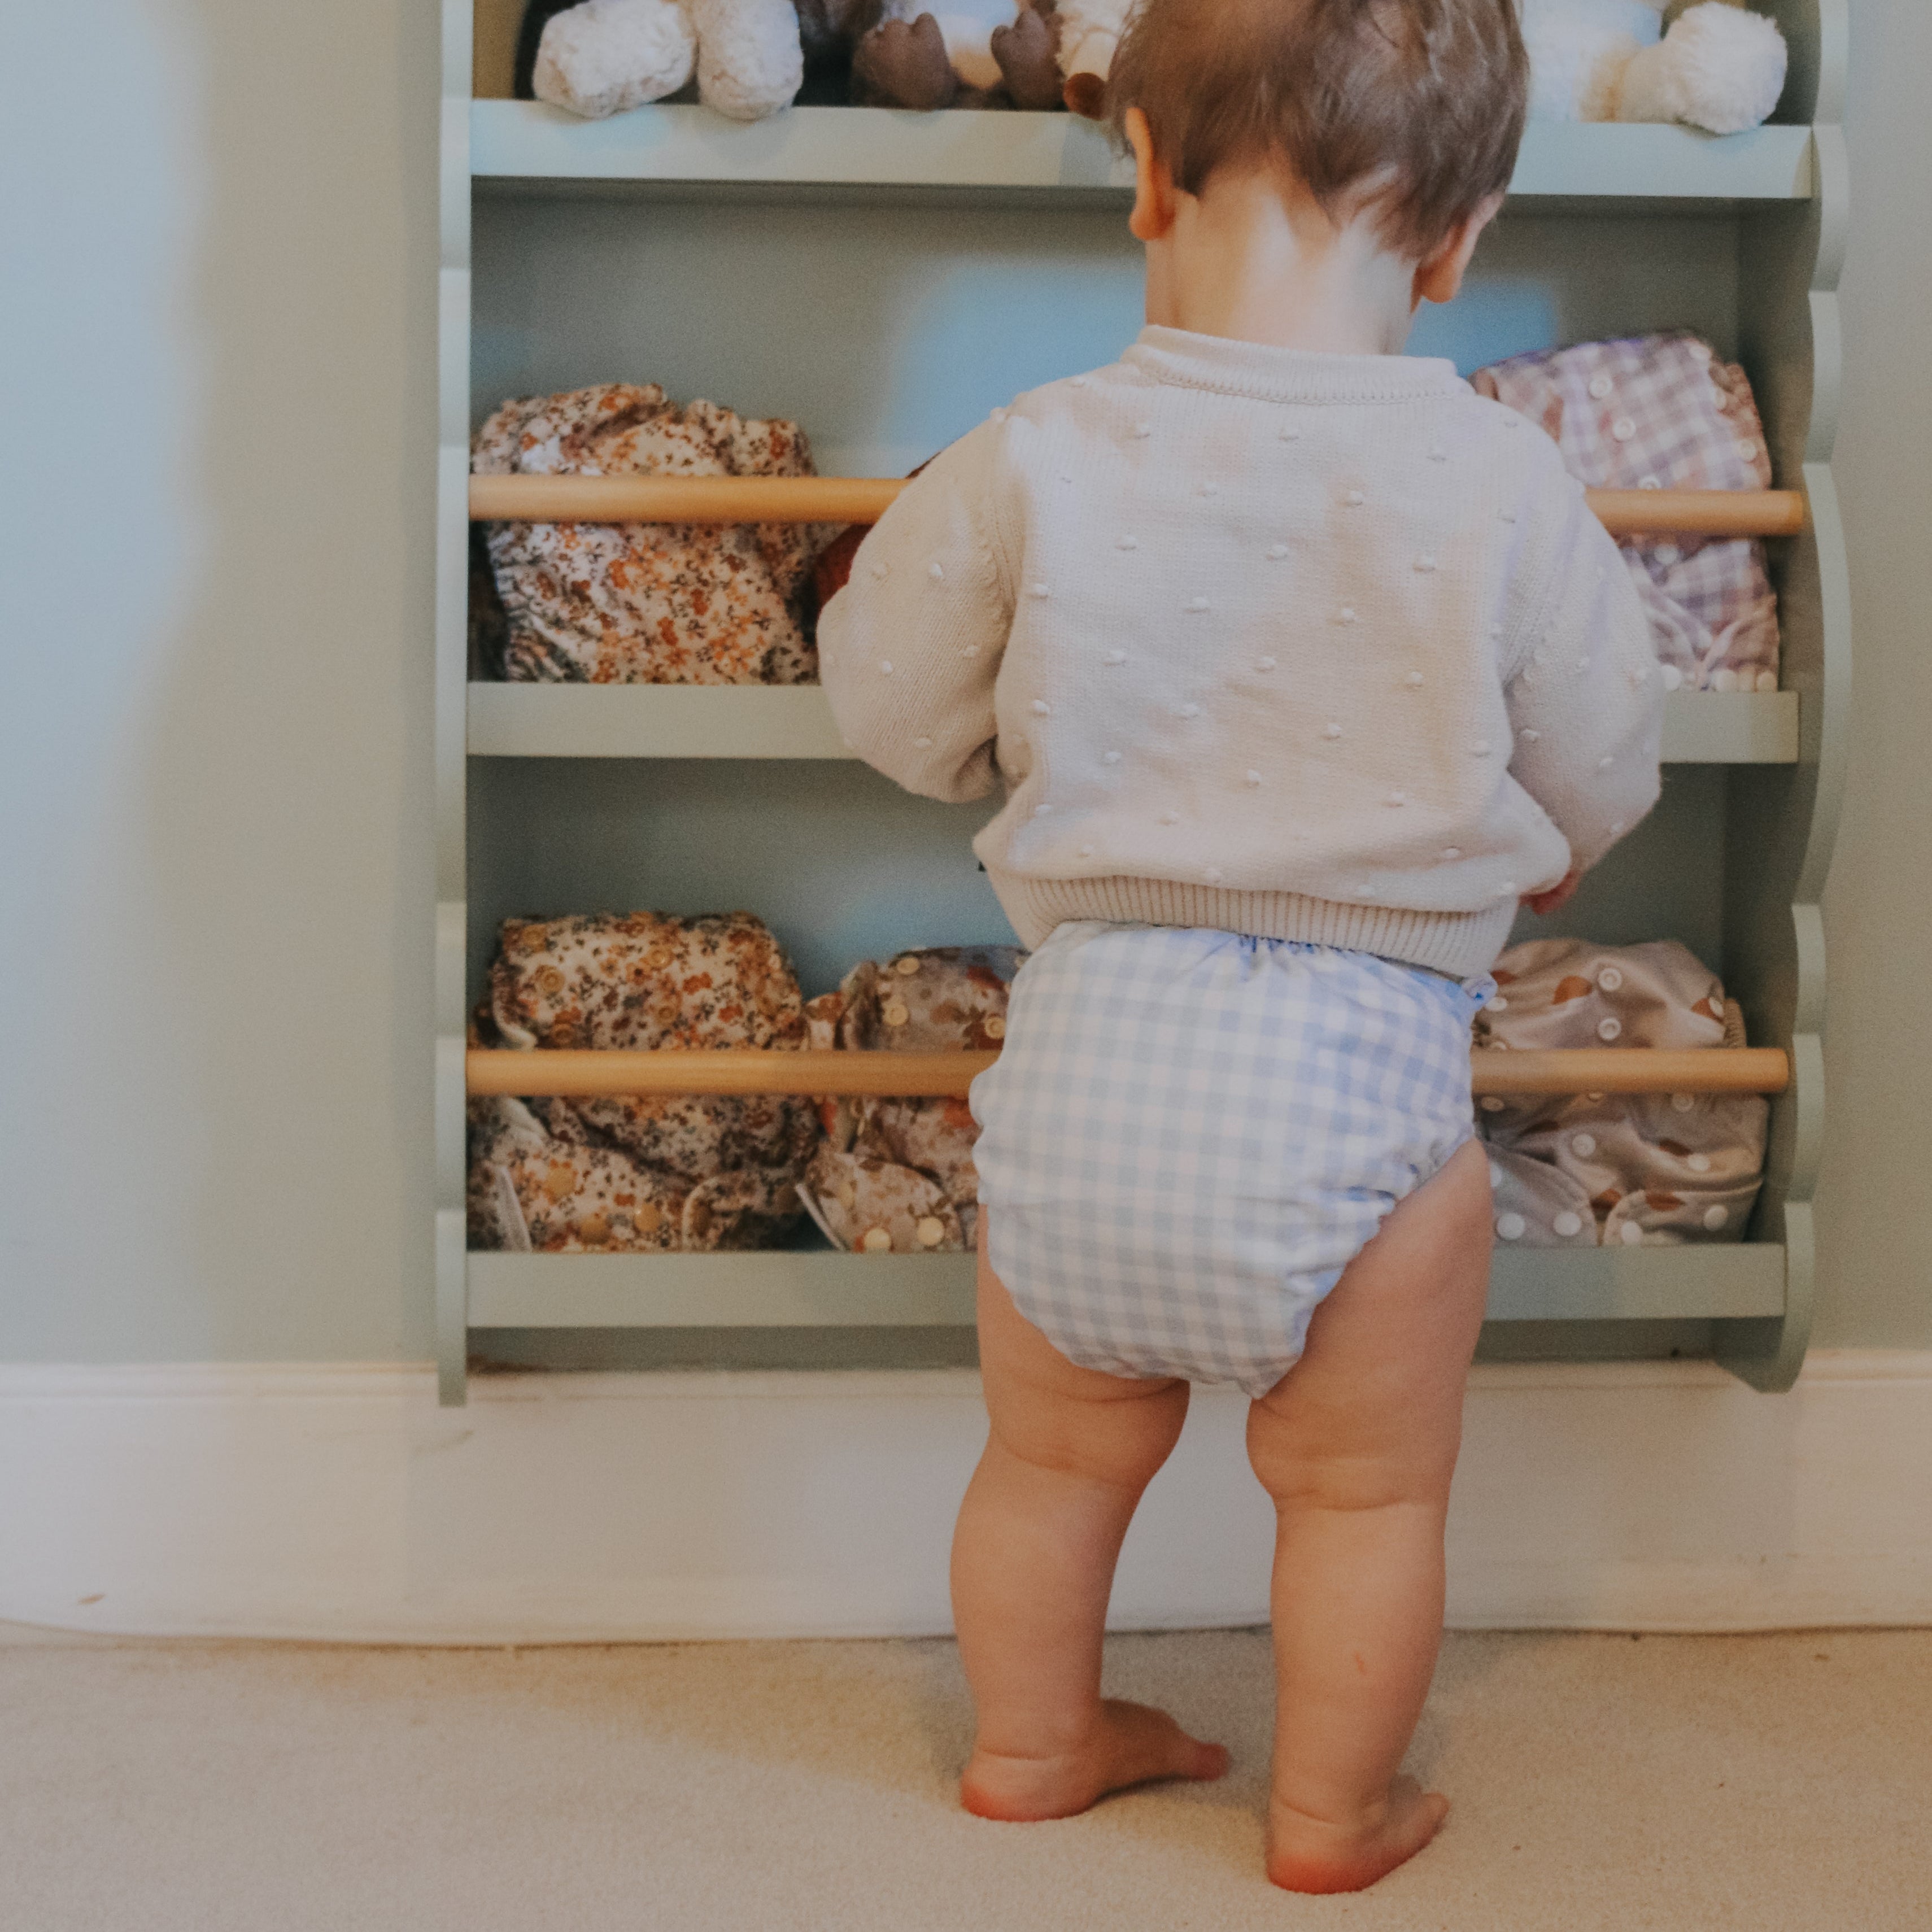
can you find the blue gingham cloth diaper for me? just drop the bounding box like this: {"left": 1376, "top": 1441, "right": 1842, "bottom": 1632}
{"left": 971, "top": 923, "right": 1488, "bottom": 1396}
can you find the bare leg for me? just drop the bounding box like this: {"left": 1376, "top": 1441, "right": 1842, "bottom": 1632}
{"left": 1248, "top": 1139, "right": 1493, "bottom": 1893}
{"left": 951, "top": 1231, "right": 1231, "bottom": 1820}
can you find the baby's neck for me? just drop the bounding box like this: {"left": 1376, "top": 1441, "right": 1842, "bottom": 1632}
{"left": 1143, "top": 171, "right": 1419, "bottom": 358}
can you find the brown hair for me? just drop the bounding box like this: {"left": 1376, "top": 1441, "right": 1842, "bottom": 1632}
{"left": 1107, "top": 0, "right": 1528, "bottom": 261}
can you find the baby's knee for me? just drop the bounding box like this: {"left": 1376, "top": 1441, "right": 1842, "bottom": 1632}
{"left": 1245, "top": 1401, "right": 1457, "bottom": 1516}
{"left": 992, "top": 1376, "right": 1189, "bottom": 1495}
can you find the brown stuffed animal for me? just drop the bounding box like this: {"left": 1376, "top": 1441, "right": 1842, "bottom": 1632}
{"left": 852, "top": 0, "right": 1063, "bottom": 110}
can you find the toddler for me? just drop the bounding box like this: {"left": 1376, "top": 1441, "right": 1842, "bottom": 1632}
{"left": 819, "top": 0, "right": 1661, "bottom": 1893}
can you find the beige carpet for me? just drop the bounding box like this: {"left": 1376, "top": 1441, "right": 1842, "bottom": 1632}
{"left": 3, "top": 1624, "right": 1927, "bottom": 1930}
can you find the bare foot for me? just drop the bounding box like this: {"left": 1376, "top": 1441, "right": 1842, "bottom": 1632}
{"left": 1266, "top": 1775, "right": 1449, "bottom": 1894}
{"left": 961, "top": 1699, "right": 1230, "bottom": 1821}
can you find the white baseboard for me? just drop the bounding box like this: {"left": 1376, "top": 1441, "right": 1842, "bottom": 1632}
{"left": 2, "top": 1353, "right": 1927, "bottom": 1642}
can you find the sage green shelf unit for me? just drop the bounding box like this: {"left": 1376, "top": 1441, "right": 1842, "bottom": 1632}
{"left": 436, "top": 0, "right": 1850, "bottom": 1405}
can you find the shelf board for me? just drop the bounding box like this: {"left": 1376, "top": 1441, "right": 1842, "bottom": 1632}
{"left": 470, "top": 103, "right": 1815, "bottom": 204}
{"left": 467, "top": 683, "right": 1798, "bottom": 764}
{"left": 467, "top": 1241, "right": 1783, "bottom": 1328}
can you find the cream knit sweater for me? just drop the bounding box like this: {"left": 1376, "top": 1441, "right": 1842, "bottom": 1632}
{"left": 819, "top": 327, "right": 1663, "bottom": 978}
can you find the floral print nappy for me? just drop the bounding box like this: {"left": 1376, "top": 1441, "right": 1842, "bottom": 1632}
{"left": 472, "top": 383, "right": 835, "bottom": 684}
{"left": 466, "top": 911, "right": 819, "bottom": 1253}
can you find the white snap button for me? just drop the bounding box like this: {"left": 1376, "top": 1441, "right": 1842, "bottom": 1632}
{"left": 1712, "top": 668, "right": 1739, "bottom": 692}
{"left": 1597, "top": 967, "right": 1623, "bottom": 992}
{"left": 1619, "top": 1220, "right": 1645, "bottom": 1246}
{"left": 1656, "top": 543, "right": 1681, "bottom": 566}
{"left": 1671, "top": 1092, "right": 1695, "bottom": 1112}
{"left": 1689, "top": 1153, "right": 1712, "bottom": 1173}
{"left": 1488, "top": 994, "right": 1509, "bottom": 1011}
{"left": 1612, "top": 417, "right": 1636, "bottom": 441}
{"left": 915, "top": 1216, "right": 946, "bottom": 1248}
{"left": 861, "top": 1227, "right": 893, "bottom": 1253}
{"left": 1639, "top": 474, "right": 1661, "bottom": 490}
{"left": 983, "top": 1015, "right": 1005, "bottom": 1039}
{"left": 1497, "top": 1213, "right": 1526, "bottom": 1241}
{"left": 1736, "top": 439, "right": 1757, "bottom": 461}
{"left": 1441, "top": 847, "right": 1463, "bottom": 861}
{"left": 1703, "top": 1205, "right": 1728, "bottom": 1230}
{"left": 1756, "top": 670, "right": 1778, "bottom": 691}
{"left": 1489, "top": 1163, "right": 1505, "bottom": 1189}
{"left": 928, "top": 561, "right": 944, "bottom": 580}
{"left": 894, "top": 956, "right": 921, "bottom": 976}
{"left": 1571, "top": 1133, "right": 1597, "bottom": 1158}
{"left": 1481, "top": 1095, "right": 1506, "bottom": 1112}
{"left": 883, "top": 1002, "right": 910, "bottom": 1027}
{"left": 1554, "top": 1211, "right": 1584, "bottom": 1238}
{"left": 1597, "top": 1017, "right": 1623, "bottom": 1041}
{"left": 1660, "top": 664, "right": 1684, "bottom": 691}
{"left": 1589, "top": 373, "right": 1614, "bottom": 400}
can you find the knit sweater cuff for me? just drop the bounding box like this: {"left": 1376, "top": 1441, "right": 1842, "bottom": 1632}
{"left": 989, "top": 871, "right": 1519, "bottom": 980}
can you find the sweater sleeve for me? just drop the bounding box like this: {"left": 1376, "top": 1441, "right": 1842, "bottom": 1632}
{"left": 816, "top": 421, "right": 1013, "bottom": 805}
{"left": 1502, "top": 481, "right": 1664, "bottom": 875}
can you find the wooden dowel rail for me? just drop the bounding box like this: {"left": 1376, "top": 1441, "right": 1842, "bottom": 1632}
{"left": 468, "top": 1046, "right": 1789, "bottom": 1100}
{"left": 468, "top": 474, "right": 1807, "bottom": 540}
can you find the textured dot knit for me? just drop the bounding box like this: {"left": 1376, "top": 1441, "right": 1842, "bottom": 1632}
{"left": 818, "top": 326, "right": 1664, "bottom": 979}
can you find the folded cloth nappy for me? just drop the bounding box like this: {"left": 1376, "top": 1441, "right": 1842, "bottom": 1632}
{"left": 472, "top": 383, "right": 836, "bottom": 684}
{"left": 1475, "top": 938, "right": 1768, "bottom": 1249}
{"left": 797, "top": 945, "right": 1024, "bottom": 1255}
{"left": 1471, "top": 333, "right": 1780, "bottom": 694}
{"left": 466, "top": 911, "right": 819, "bottom": 1252}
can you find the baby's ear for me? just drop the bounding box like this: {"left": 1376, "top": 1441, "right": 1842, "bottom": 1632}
{"left": 1414, "top": 193, "right": 1503, "bottom": 308}
{"left": 1125, "top": 107, "right": 1179, "bottom": 242}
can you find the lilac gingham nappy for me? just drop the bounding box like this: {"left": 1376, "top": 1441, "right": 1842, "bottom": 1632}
{"left": 970, "top": 923, "right": 1487, "bottom": 1396}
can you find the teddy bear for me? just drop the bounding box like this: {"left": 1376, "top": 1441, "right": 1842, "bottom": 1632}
{"left": 1053, "top": 0, "right": 1786, "bottom": 133}
{"left": 1520, "top": 0, "right": 1786, "bottom": 135}
{"left": 518, "top": 0, "right": 1062, "bottom": 119}
{"left": 517, "top": 0, "right": 810, "bottom": 120}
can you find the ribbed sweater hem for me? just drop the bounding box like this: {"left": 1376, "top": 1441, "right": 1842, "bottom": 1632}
{"left": 988, "top": 870, "right": 1519, "bottom": 980}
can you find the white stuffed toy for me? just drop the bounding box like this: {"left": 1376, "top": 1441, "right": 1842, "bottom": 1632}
{"left": 1520, "top": 0, "right": 1787, "bottom": 135}
{"left": 533, "top": 0, "right": 805, "bottom": 121}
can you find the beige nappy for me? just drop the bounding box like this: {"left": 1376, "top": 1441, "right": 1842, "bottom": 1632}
{"left": 797, "top": 946, "right": 1025, "bottom": 1256}
{"left": 1476, "top": 939, "right": 1768, "bottom": 1249}
{"left": 466, "top": 911, "right": 819, "bottom": 1253}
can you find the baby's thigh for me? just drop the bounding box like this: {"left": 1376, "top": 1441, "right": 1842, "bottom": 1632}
{"left": 976, "top": 1228, "right": 1190, "bottom": 1491}
{"left": 1248, "top": 1140, "right": 1493, "bottom": 1506}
